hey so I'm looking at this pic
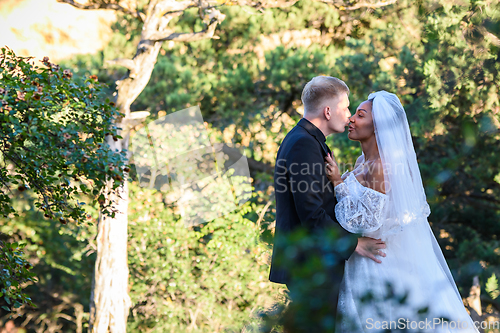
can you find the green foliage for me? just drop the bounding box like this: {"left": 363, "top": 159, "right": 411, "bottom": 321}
{"left": 415, "top": 0, "right": 500, "bottom": 293}
{"left": 0, "top": 48, "right": 127, "bottom": 313}
{"left": 0, "top": 47, "right": 127, "bottom": 222}
{"left": 126, "top": 182, "right": 281, "bottom": 332}
{"left": 0, "top": 197, "right": 96, "bottom": 331}
{"left": 0, "top": 240, "right": 35, "bottom": 312}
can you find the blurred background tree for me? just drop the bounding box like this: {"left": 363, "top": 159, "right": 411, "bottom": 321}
{"left": 0, "top": 0, "right": 499, "bottom": 331}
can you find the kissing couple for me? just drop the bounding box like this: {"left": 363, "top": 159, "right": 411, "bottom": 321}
{"left": 269, "top": 76, "right": 479, "bottom": 332}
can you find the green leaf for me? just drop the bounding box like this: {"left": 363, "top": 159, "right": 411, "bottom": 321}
{"left": 486, "top": 273, "right": 499, "bottom": 300}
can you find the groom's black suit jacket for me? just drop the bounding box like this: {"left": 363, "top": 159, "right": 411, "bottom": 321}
{"left": 269, "top": 118, "right": 357, "bottom": 285}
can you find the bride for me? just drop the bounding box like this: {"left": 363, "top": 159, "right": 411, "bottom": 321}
{"left": 324, "top": 91, "right": 480, "bottom": 332}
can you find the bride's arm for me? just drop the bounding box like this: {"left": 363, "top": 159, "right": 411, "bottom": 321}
{"left": 334, "top": 182, "right": 386, "bottom": 234}
{"left": 334, "top": 182, "right": 387, "bottom": 263}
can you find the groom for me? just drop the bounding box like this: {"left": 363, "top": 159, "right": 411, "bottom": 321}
{"left": 269, "top": 76, "right": 386, "bottom": 332}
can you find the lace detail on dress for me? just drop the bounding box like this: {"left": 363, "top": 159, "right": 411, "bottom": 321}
{"left": 334, "top": 173, "right": 386, "bottom": 234}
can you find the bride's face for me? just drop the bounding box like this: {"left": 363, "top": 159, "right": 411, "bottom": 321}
{"left": 348, "top": 100, "right": 375, "bottom": 141}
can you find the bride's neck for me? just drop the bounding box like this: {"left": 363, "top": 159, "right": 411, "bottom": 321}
{"left": 360, "top": 136, "right": 380, "bottom": 162}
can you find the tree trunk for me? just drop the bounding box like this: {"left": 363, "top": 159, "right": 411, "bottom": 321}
{"left": 89, "top": 151, "right": 131, "bottom": 333}
{"left": 88, "top": 51, "right": 162, "bottom": 333}
{"left": 88, "top": 5, "right": 175, "bottom": 332}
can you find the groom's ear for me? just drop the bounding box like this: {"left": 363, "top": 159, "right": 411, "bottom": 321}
{"left": 324, "top": 106, "right": 331, "bottom": 120}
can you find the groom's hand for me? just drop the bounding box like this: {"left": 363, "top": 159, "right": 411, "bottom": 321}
{"left": 325, "top": 152, "right": 343, "bottom": 187}
{"left": 355, "top": 237, "right": 386, "bottom": 264}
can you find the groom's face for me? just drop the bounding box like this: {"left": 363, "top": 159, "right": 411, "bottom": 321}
{"left": 325, "top": 92, "right": 351, "bottom": 134}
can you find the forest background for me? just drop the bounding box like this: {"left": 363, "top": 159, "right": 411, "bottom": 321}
{"left": 1, "top": 0, "right": 500, "bottom": 332}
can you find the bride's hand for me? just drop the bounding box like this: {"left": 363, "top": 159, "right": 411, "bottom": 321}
{"left": 325, "top": 152, "right": 343, "bottom": 187}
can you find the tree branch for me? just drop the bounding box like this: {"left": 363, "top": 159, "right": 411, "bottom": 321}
{"left": 147, "top": 17, "right": 223, "bottom": 42}
{"left": 155, "top": 0, "right": 199, "bottom": 15}
{"left": 105, "top": 58, "right": 136, "bottom": 71}
{"left": 56, "top": 0, "right": 145, "bottom": 21}
{"left": 319, "top": 0, "right": 397, "bottom": 10}
{"left": 237, "top": 0, "right": 299, "bottom": 8}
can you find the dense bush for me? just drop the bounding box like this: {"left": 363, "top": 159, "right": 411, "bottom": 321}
{"left": 0, "top": 47, "right": 127, "bottom": 315}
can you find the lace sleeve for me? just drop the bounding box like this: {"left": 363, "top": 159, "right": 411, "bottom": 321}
{"left": 334, "top": 181, "right": 386, "bottom": 234}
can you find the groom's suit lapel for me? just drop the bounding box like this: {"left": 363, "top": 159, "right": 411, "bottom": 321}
{"left": 320, "top": 141, "right": 332, "bottom": 156}
{"left": 297, "top": 118, "right": 332, "bottom": 157}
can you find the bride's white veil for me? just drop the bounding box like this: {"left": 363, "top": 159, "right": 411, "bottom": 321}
{"left": 367, "top": 90, "right": 462, "bottom": 302}
{"left": 368, "top": 91, "right": 431, "bottom": 235}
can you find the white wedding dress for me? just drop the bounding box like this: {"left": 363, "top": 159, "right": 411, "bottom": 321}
{"left": 334, "top": 171, "right": 479, "bottom": 333}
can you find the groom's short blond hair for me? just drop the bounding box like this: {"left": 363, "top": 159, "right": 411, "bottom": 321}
{"left": 301, "top": 76, "right": 349, "bottom": 115}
